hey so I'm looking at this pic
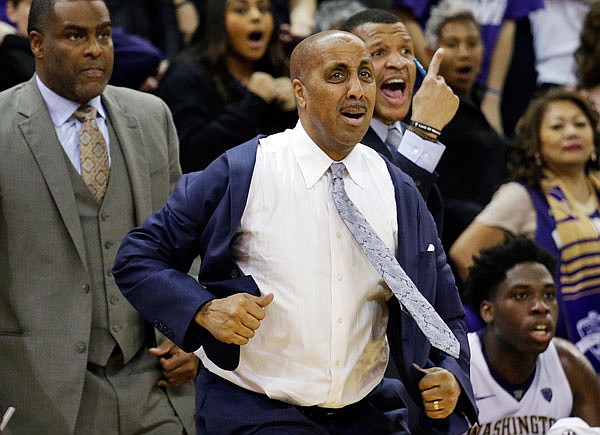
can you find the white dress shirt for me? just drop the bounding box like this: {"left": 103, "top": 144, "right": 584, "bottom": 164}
{"left": 370, "top": 118, "right": 445, "bottom": 174}
{"left": 36, "top": 75, "right": 110, "bottom": 173}
{"left": 197, "top": 122, "right": 398, "bottom": 408}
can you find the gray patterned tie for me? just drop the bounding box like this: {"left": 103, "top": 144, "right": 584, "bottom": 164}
{"left": 73, "top": 105, "right": 110, "bottom": 202}
{"left": 384, "top": 125, "right": 403, "bottom": 156}
{"left": 330, "top": 162, "right": 460, "bottom": 358}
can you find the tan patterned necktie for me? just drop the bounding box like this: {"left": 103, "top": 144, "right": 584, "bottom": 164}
{"left": 73, "top": 105, "right": 110, "bottom": 202}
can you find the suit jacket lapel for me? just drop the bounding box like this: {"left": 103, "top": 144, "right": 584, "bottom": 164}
{"left": 17, "top": 78, "right": 89, "bottom": 269}
{"left": 102, "top": 88, "right": 151, "bottom": 226}
{"left": 362, "top": 126, "right": 393, "bottom": 160}
{"left": 226, "top": 135, "right": 260, "bottom": 236}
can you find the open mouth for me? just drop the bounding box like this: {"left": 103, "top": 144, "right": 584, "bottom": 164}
{"left": 456, "top": 66, "right": 474, "bottom": 80}
{"left": 248, "top": 31, "right": 264, "bottom": 42}
{"left": 341, "top": 105, "right": 367, "bottom": 123}
{"left": 381, "top": 79, "right": 406, "bottom": 93}
{"left": 530, "top": 324, "right": 552, "bottom": 341}
{"left": 380, "top": 78, "right": 407, "bottom": 103}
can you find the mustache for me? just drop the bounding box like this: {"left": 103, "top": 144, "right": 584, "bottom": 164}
{"left": 340, "top": 103, "right": 368, "bottom": 112}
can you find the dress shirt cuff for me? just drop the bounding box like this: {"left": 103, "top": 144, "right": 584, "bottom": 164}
{"left": 396, "top": 130, "right": 445, "bottom": 173}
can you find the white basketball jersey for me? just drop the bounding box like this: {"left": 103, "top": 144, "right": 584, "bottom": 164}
{"left": 468, "top": 332, "right": 573, "bottom": 435}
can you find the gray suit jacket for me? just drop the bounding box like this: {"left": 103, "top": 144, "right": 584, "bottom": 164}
{"left": 0, "top": 77, "right": 194, "bottom": 434}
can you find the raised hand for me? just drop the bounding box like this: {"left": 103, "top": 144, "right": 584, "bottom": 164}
{"left": 411, "top": 48, "right": 459, "bottom": 131}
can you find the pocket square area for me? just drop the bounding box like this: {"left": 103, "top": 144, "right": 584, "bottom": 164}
{"left": 427, "top": 243, "right": 435, "bottom": 252}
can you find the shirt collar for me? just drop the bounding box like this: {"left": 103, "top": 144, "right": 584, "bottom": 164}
{"left": 292, "top": 121, "right": 368, "bottom": 190}
{"left": 35, "top": 74, "right": 106, "bottom": 127}
{"left": 370, "top": 118, "right": 404, "bottom": 143}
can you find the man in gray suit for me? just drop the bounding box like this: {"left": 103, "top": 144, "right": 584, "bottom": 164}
{"left": 0, "top": 0, "right": 196, "bottom": 433}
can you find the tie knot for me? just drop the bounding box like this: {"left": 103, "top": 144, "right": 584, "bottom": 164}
{"left": 385, "top": 125, "right": 402, "bottom": 148}
{"left": 73, "top": 105, "right": 98, "bottom": 122}
{"left": 330, "top": 162, "right": 345, "bottom": 180}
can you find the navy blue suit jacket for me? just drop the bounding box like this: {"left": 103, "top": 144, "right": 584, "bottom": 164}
{"left": 361, "top": 126, "right": 444, "bottom": 235}
{"left": 113, "top": 136, "right": 477, "bottom": 434}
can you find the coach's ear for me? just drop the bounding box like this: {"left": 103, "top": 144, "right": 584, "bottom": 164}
{"left": 293, "top": 78, "right": 306, "bottom": 110}
{"left": 480, "top": 300, "right": 494, "bottom": 324}
{"left": 29, "top": 30, "right": 44, "bottom": 59}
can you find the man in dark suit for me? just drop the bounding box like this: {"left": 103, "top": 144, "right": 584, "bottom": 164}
{"left": 0, "top": 0, "right": 195, "bottom": 433}
{"left": 340, "top": 9, "right": 459, "bottom": 233}
{"left": 114, "top": 29, "right": 477, "bottom": 435}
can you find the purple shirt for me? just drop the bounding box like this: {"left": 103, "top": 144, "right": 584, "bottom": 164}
{"left": 393, "top": 0, "right": 544, "bottom": 83}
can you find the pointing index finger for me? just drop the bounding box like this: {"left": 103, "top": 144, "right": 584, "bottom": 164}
{"left": 426, "top": 48, "right": 445, "bottom": 77}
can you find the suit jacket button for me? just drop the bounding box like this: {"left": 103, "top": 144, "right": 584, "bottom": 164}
{"left": 230, "top": 269, "right": 239, "bottom": 278}
{"left": 81, "top": 284, "right": 91, "bottom": 293}
{"left": 76, "top": 342, "right": 87, "bottom": 353}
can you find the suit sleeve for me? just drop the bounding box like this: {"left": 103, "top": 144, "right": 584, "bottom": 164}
{"left": 159, "top": 97, "right": 182, "bottom": 191}
{"left": 113, "top": 156, "right": 230, "bottom": 352}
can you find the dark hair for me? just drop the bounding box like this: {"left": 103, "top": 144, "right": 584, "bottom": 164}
{"left": 464, "top": 236, "right": 556, "bottom": 311}
{"left": 339, "top": 8, "right": 401, "bottom": 33}
{"left": 576, "top": 1, "right": 600, "bottom": 89}
{"left": 509, "top": 88, "right": 600, "bottom": 186}
{"left": 28, "top": 0, "right": 105, "bottom": 34}
{"left": 181, "top": 0, "right": 288, "bottom": 102}
{"left": 28, "top": 0, "right": 56, "bottom": 34}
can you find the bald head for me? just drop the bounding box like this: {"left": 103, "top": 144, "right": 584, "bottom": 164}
{"left": 290, "top": 30, "right": 368, "bottom": 83}
{"left": 289, "top": 30, "right": 375, "bottom": 161}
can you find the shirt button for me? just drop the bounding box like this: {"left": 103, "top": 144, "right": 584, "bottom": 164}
{"left": 112, "top": 324, "right": 121, "bottom": 333}
{"left": 336, "top": 232, "right": 342, "bottom": 239}
{"left": 412, "top": 147, "right": 419, "bottom": 155}
{"left": 423, "top": 152, "right": 430, "bottom": 160}
{"left": 81, "top": 284, "right": 91, "bottom": 293}
{"left": 104, "top": 241, "right": 113, "bottom": 249}
{"left": 335, "top": 359, "right": 341, "bottom": 367}
{"left": 76, "top": 341, "right": 87, "bottom": 353}
{"left": 337, "top": 275, "right": 343, "bottom": 282}
{"left": 337, "top": 318, "right": 343, "bottom": 325}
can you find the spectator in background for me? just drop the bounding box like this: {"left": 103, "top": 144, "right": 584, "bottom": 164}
{"left": 104, "top": 0, "right": 182, "bottom": 58}
{"left": 314, "top": 0, "right": 367, "bottom": 32}
{"left": 576, "top": 0, "right": 600, "bottom": 121}
{"left": 156, "top": 0, "right": 297, "bottom": 173}
{"left": 0, "top": 0, "right": 34, "bottom": 91}
{"left": 423, "top": 0, "right": 508, "bottom": 252}
{"left": 173, "top": 0, "right": 200, "bottom": 46}
{"left": 464, "top": 237, "right": 600, "bottom": 432}
{"left": 529, "top": 0, "right": 590, "bottom": 92}
{"left": 450, "top": 89, "right": 600, "bottom": 373}
{"left": 391, "top": 0, "right": 543, "bottom": 136}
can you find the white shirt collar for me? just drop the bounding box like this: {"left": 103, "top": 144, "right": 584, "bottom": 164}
{"left": 35, "top": 74, "right": 105, "bottom": 127}
{"left": 292, "top": 121, "right": 368, "bottom": 190}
